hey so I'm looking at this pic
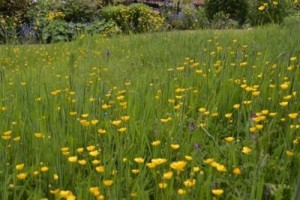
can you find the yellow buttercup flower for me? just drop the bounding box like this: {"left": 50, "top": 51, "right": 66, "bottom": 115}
{"left": 68, "top": 156, "right": 78, "bottom": 163}
{"left": 233, "top": 104, "right": 240, "bottom": 109}
{"left": 118, "top": 127, "right": 127, "bottom": 133}
{"left": 89, "top": 150, "right": 100, "bottom": 157}
{"left": 288, "top": 113, "right": 298, "bottom": 119}
{"left": 160, "top": 117, "right": 172, "bottom": 123}
{"left": 185, "top": 155, "right": 193, "bottom": 161}
{"left": 233, "top": 167, "right": 241, "bottom": 175}
{"left": 3, "top": 130, "right": 12, "bottom": 136}
{"left": 33, "top": 171, "right": 39, "bottom": 176}
{"left": 121, "top": 115, "right": 130, "bottom": 121}
{"left": 151, "top": 140, "right": 161, "bottom": 146}
{"left": 16, "top": 163, "right": 25, "bottom": 170}
{"left": 176, "top": 66, "right": 185, "bottom": 71}
{"left": 184, "top": 179, "right": 196, "bottom": 187}
{"left": 225, "top": 136, "right": 234, "bottom": 142}
{"left": 86, "top": 145, "right": 96, "bottom": 151}
{"left": 225, "top": 113, "right": 232, "bottom": 118}
{"left": 92, "top": 160, "right": 101, "bottom": 165}
{"left": 91, "top": 119, "right": 98, "bottom": 125}
{"left": 102, "top": 103, "right": 111, "bottom": 109}
{"left": 151, "top": 158, "right": 167, "bottom": 165}
{"left": 96, "top": 165, "right": 105, "bottom": 172}
{"left": 178, "top": 188, "right": 186, "bottom": 195}
{"left": 193, "top": 167, "right": 201, "bottom": 172}
{"left": 280, "top": 83, "right": 289, "bottom": 90}
{"left": 242, "top": 146, "right": 251, "bottom": 154}
{"left": 89, "top": 186, "right": 100, "bottom": 196}
{"left": 112, "top": 120, "right": 122, "bottom": 126}
{"left": 283, "top": 95, "right": 292, "bottom": 100}
{"left": 103, "top": 179, "right": 113, "bottom": 186}
{"left": 170, "top": 161, "right": 187, "bottom": 172}
{"left": 61, "top": 147, "right": 69, "bottom": 152}
{"left": 40, "top": 166, "right": 49, "bottom": 172}
{"left": 53, "top": 174, "right": 59, "bottom": 180}
{"left": 131, "top": 169, "right": 140, "bottom": 174}
{"left": 212, "top": 189, "right": 224, "bottom": 196}
{"left": 17, "top": 173, "right": 27, "bottom": 180}
{"left": 134, "top": 157, "right": 144, "bottom": 164}
{"left": 146, "top": 162, "right": 157, "bottom": 168}
{"left": 216, "top": 164, "right": 227, "bottom": 172}
{"left": 269, "top": 112, "right": 277, "bottom": 117}
{"left": 98, "top": 129, "right": 106, "bottom": 134}
{"left": 158, "top": 182, "right": 167, "bottom": 189}
{"left": 76, "top": 147, "right": 84, "bottom": 153}
{"left": 170, "top": 144, "right": 180, "bottom": 150}
{"left": 81, "top": 113, "right": 89, "bottom": 118}
{"left": 199, "top": 107, "right": 206, "bottom": 113}
{"left": 203, "top": 158, "right": 214, "bottom": 164}
{"left": 34, "top": 133, "right": 43, "bottom": 138}
{"left": 286, "top": 150, "right": 294, "bottom": 157}
{"left": 78, "top": 159, "right": 87, "bottom": 165}
{"left": 163, "top": 171, "right": 173, "bottom": 179}
{"left": 279, "top": 101, "right": 288, "bottom": 107}
{"left": 255, "top": 124, "right": 263, "bottom": 130}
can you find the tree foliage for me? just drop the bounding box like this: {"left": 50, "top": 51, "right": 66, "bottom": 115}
{"left": 205, "top": 0, "right": 249, "bottom": 25}
{"left": 0, "top": 0, "right": 31, "bottom": 18}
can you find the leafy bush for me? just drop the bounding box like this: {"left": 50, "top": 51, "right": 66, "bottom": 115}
{"left": 248, "top": 0, "right": 291, "bottom": 25}
{"left": 0, "top": 0, "right": 30, "bottom": 21}
{"left": 0, "top": 15, "right": 18, "bottom": 43}
{"left": 18, "top": 23, "right": 38, "bottom": 43}
{"left": 59, "top": 0, "right": 102, "bottom": 23}
{"left": 84, "top": 20, "right": 121, "bottom": 36}
{"left": 41, "top": 20, "right": 72, "bottom": 43}
{"left": 40, "top": 19, "right": 120, "bottom": 43}
{"left": 102, "top": 3, "right": 164, "bottom": 33}
{"left": 211, "top": 11, "right": 239, "bottom": 29}
{"left": 167, "top": 5, "right": 198, "bottom": 30}
{"left": 205, "top": 0, "right": 249, "bottom": 26}
{"left": 0, "top": 0, "right": 31, "bottom": 43}
{"left": 25, "top": 1, "right": 63, "bottom": 39}
{"left": 195, "top": 6, "right": 210, "bottom": 29}
{"left": 283, "top": 12, "right": 300, "bottom": 28}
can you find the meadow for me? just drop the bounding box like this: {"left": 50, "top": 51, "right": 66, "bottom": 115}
{"left": 0, "top": 24, "right": 300, "bottom": 200}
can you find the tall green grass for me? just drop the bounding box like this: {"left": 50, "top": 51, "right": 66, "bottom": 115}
{"left": 0, "top": 24, "right": 300, "bottom": 199}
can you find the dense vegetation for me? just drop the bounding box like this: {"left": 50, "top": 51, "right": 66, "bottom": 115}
{"left": 0, "top": 23, "right": 300, "bottom": 199}
{"left": 0, "top": 0, "right": 299, "bottom": 43}
{"left": 0, "top": 0, "right": 300, "bottom": 200}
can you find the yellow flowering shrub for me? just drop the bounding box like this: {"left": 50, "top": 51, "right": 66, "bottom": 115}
{"left": 102, "top": 3, "right": 164, "bottom": 34}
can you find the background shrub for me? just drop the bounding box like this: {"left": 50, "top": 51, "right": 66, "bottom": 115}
{"left": 41, "top": 19, "right": 72, "bottom": 43}
{"left": 0, "top": 15, "right": 18, "bottom": 43}
{"left": 195, "top": 6, "right": 210, "bottom": 29}
{"left": 167, "top": 5, "right": 198, "bottom": 30}
{"left": 205, "top": 0, "right": 249, "bottom": 26}
{"left": 40, "top": 19, "right": 120, "bottom": 43}
{"left": 0, "top": 0, "right": 30, "bottom": 20}
{"left": 59, "top": 0, "right": 102, "bottom": 23}
{"left": 102, "top": 3, "right": 164, "bottom": 33}
{"left": 247, "top": 0, "right": 291, "bottom": 25}
{"left": 0, "top": 0, "right": 31, "bottom": 43}
{"left": 211, "top": 11, "right": 239, "bottom": 29}
{"left": 83, "top": 20, "right": 121, "bottom": 36}
{"left": 161, "top": 4, "right": 210, "bottom": 30}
